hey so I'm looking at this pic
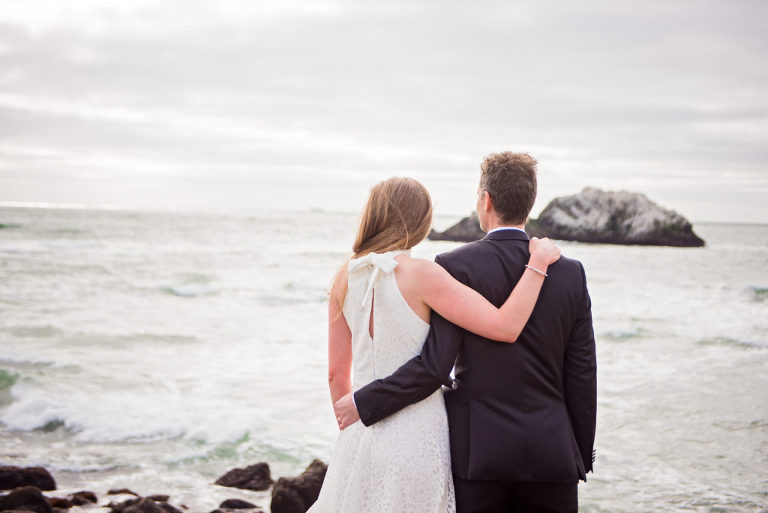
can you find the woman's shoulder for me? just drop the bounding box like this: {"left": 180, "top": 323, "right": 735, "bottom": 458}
{"left": 395, "top": 255, "right": 443, "bottom": 279}
{"left": 330, "top": 264, "right": 349, "bottom": 298}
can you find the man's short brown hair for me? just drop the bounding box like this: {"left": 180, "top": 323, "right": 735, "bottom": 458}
{"left": 479, "top": 152, "right": 537, "bottom": 225}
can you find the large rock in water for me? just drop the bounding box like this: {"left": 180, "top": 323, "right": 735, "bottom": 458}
{"left": 531, "top": 188, "right": 704, "bottom": 246}
{"left": 428, "top": 212, "right": 484, "bottom": 242}
{"left": 428, "top": 188, "right": 705, "bottom": 247}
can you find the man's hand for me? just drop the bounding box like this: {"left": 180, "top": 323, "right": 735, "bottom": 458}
{"left": 334, "top": 392, "right": 361, "bottom": 430}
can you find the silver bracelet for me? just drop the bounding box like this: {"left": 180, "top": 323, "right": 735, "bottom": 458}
{"left": 524, "top": 264, "right": 548, "bottom": 277}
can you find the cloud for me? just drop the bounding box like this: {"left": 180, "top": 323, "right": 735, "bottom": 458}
{"left": 0, "top": 0, "right": 766, "bottom": 221}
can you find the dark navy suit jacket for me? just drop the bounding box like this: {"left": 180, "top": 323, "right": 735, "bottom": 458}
{"left": 353, "top": 229, "right": 596, "bottom": 482}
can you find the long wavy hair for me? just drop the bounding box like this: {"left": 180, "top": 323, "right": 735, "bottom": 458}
{"left": 335, "top": 177, "right": 433, "bottom": 309}
{"left": 352, "top": 177, "right": 433, "bottom": 258}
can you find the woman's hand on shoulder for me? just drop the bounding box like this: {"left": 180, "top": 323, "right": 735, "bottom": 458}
{"left": 529, "top": 237, "right": 561, "bottom": 267}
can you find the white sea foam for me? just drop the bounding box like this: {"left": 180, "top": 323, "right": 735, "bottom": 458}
{"left": 0, "top": 242, "right": 48, "bottom": 254}
{"left": 0, "top": 355, "right": 57, "bottom": 366}
{"left": 2, "top": 381, "right": 257, "bottom": 444}
{"left": 43, "top": 240, "right": 101, "bottom": 251}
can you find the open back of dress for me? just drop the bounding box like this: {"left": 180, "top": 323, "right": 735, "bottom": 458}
{"left": 344, "top": 250, "right": 430, "bottom": 387}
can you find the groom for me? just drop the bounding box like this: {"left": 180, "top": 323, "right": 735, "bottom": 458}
{"left": 335, "top": 152, "right": 596, "bottom": 513}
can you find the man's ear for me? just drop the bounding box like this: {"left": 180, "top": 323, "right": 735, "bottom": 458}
{"left": 482, "top": 191, "right": 494, "bottom": 213}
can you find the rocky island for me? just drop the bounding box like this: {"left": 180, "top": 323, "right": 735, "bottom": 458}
{"left": 429, "top": 188, "right": 705, "bottom": 247}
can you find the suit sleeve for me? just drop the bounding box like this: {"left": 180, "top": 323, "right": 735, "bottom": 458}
{"left": 353, "top": 255, "right": 464, "bottom": 426}
{"left": 563, "top": 262, "right": 597, "bottom": 476}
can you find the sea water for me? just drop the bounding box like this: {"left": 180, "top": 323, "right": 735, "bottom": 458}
{"left": 1, "top": 206, "right": 766, "bottom": 512}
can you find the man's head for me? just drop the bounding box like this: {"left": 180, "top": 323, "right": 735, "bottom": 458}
{"left": 475, "top": 152, "right": 538, "bottom": 232}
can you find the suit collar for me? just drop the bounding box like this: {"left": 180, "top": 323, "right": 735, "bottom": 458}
{"left": 482, "top": 228, "right": 530, "bottom": 242}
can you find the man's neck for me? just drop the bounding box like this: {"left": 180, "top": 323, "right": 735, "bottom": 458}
{"left": 485, "top": 220, "right": 526, "bottom": 232}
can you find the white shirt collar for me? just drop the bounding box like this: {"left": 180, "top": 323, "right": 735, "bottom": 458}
{"left": 487, "top": 226, "right": 527, "bottom": 235}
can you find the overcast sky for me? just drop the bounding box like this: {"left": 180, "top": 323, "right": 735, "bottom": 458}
{"left": 0, "top": 1, "right": 766, "bottom": 222}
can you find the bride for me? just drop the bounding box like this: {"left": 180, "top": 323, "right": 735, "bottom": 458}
{"left": 308, "top": 177, "right": 560, "bottom": 512}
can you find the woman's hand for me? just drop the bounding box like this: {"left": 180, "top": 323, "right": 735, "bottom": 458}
{"left": 529, "top": 237, "right": 561, "bottom": 267}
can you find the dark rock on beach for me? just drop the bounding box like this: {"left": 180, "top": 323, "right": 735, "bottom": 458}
{"left": 106, "top": 498, "right": 141, "bottom": 513}
{"left": 428, "top": 188, "right": 705, "bottom": 247}
{"left": 107, "top": 490, "right": 139, "bottom": 497}
{"left": 0, "top": 467, "right": 57, "bottom": 491}
{"left": 121, "top": 499, "right": 164, "bottom": 513}
{"left": 270, "top": 460, "right": 327, "bottom": 513}
{"left": 0, "top": 486, "right": 53, "bottom": 513}
{"left": 107, "top": 498, "right": 165, "bottom": 513}
{"left": 47, "top": 499, "right": 71, "bottom": 510}
{"left": 218, "top": 500, "right": 256, "bottom": 510}
{"left": 106, "top": 495, "right": 185, "bottom": 513}
{"left": 69, "top": 492, "right": 96, "bottom": 506}
{"left": 46, "top": 492, "right": 96, "bottom": 511}
{"left": 157, "top": 503, "right": 182, "bottom": 513}
{"left": 215, "top": 463, "right": 273, "bottom": 492}
{"left": 210, "top": 502, "right": 262, "bottom": 513}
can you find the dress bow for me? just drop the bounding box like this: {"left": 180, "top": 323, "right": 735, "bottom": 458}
{"left": 348, "top": 252, "right": 402, "bottom": 309}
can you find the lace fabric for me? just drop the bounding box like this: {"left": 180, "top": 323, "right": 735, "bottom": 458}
{"left": 308, "top": 250, "right": 455, "bottom": 512}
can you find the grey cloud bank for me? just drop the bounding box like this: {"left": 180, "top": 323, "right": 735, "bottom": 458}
{"left": 0, "top": 0, "right": 766, "bottom": 222}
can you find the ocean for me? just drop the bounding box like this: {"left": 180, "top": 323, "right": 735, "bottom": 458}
{"left": 1, "top": 206, "right": 766, "bottom": 512}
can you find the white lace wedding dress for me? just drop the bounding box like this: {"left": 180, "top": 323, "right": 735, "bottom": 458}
{"left": 308, "top": 250, "right": 455, "bottom": 512}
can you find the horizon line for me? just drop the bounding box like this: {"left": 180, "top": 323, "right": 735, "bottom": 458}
{"left": 1, "top": 200, "right": 764, "bottom": 226}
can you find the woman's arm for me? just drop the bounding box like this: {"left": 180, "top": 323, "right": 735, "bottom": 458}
{"left": 419, "top": 237, "right": 559, "bottom": 343}
{"left": 328, "top": 267, "right": 353, "bottom": 412}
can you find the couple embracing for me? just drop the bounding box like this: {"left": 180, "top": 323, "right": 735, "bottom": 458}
{"left": 310, "top": 152, "right": 596, "bottom": 513}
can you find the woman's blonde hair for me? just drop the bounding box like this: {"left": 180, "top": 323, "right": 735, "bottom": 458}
{"left": 333, "top": 177, "right": 433, "bottom": 310}
{"left": 352, "top": 177, "right": 433, "bottom": 258}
